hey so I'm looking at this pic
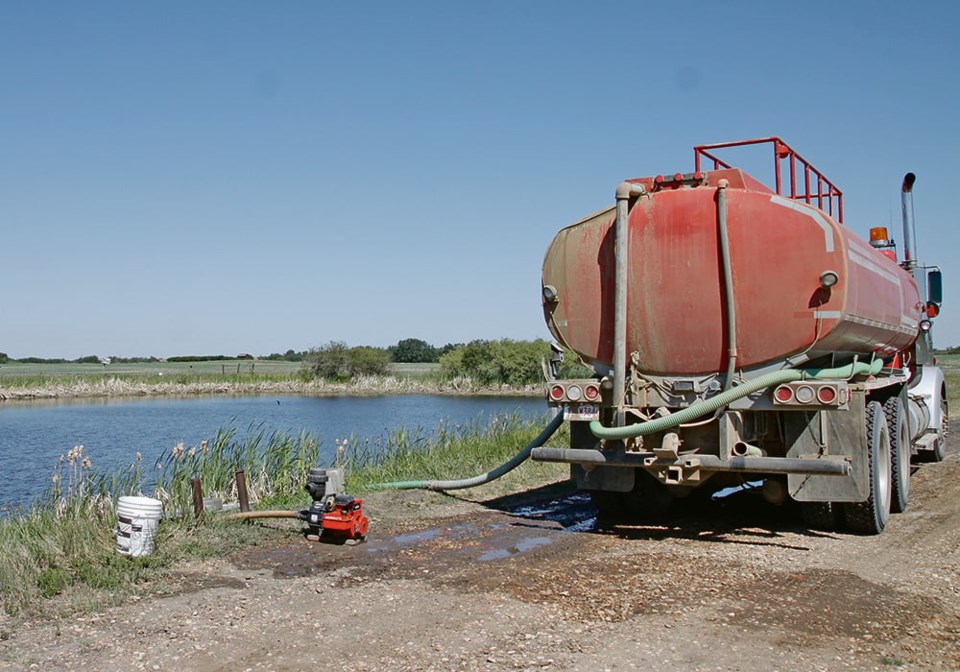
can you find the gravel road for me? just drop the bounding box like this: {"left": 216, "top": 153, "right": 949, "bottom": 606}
{"left": 2, "top": 437, "right": 958, "bottom": 672}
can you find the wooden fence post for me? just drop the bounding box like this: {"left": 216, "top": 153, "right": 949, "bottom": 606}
{"left": 191, "top": 478, "right": 205, "bottom": 524}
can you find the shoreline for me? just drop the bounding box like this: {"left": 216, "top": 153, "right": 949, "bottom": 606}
{"left": 0, "top": 374, "right": 544, "bottom": 402}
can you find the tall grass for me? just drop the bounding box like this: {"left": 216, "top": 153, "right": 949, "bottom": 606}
{"left": 0, "top": 413, "right": 564, "bottom": 619}
{"left": 152, "top": 425, "right": 321, "bottom": 516}
{"left": 338, "top": 412, "right": 566, "bottom": 490}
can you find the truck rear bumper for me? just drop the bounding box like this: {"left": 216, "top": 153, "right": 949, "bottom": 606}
{"left": 530, "top": 447, "right": 851, "bottom": 477}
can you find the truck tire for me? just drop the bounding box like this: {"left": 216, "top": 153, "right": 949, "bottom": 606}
{"left": 844, "top": 401, "right": 892, "bottom": 535}
{"left": 932, "top": 395, "right": 948, "bottom": 462}
{"left": 884, "top": 396, "right": 910, "bottom": 513}
{"left": 919, "top": 394, "right": 949, "bottom": 462}
{"left": 589, "top": 490, "right": 622, "bottom": 521}
{"left": 589, "top": 470, "right": 674, "bottom": 523}
{"left": 800, "top": 501, "right": 843, "bottom": 531}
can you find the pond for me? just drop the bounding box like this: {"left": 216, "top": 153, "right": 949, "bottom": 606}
{"left": 0, "top": 394, "right": 549, "bottom": 512}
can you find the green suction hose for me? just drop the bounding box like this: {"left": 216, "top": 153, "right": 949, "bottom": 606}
{"left": 367, "top": 360, "right": 880, "bottom": 491}
{"left": 589, "top": 359, "right": 883, "bottom": 441}
{"left": 370, "top": 412, "right": 565, "bottom": 491}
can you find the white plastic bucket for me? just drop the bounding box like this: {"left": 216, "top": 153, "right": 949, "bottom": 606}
{"left": 115, "top": 496, "right": 163, "bottom": 557}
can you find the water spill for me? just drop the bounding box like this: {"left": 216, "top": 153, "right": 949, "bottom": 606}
{"left": 515, "top": 535, "right": 554, "bottom": 552}
{"left": 711, "top": 480, "right": 764, "bottom": 500}
{"left": 368, "top": 521, "right": 483, "bottom": 554}
{"left": 392, "top": 529, "right": 441, "bottom": 546}
{"left": 508, "top": 492, "right": 595, "bottom": 530}
{"left": 365, "top": 492, "right": 601, "bottom": 564}
{"left": 565, "top": 516, "right": 599, "bottom": 533}
{"left": 476, "top": 536, "right": 554, "bottom": 562}
{"left": 477, "top": 548, "right": 512, "bottom": 562}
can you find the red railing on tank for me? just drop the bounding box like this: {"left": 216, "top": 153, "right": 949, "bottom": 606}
{"left": 694, "top": 137, "right": 844, "bottom": 224}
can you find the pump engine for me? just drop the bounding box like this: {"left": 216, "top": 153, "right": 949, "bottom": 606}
{"left": 299, "top": 468, "right": 369, "bottom": 541}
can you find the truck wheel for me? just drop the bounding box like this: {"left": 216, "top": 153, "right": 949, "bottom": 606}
{"left": 620, "top": 470, "right": 675, "bottom": 521}
{"left": 844, "top": 401, "right": 892, "bottom": 535}
{"left": 932, "top": 395, "right": 948, "bottom": 462}
{"left": 919, "top": 394, "right": 949, "bottom": 462}
{"left": 884, "top": 396, "right": 910, "bottom": 513}
{"left": 800, "top": 501, "right": 843, "bottom": 531}
{"left": 589, "top": 490, "right": 623, "bottom": 522}
{"left": 589, "top": 471, "right": 674, "bottom": 523}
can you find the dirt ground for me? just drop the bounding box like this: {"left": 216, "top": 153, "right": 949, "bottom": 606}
{"left": 2, "top": 437, "right": 959, "bottom": 671}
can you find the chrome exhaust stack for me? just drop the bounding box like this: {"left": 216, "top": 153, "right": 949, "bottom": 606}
{"left": 901, "top": 172, "right": 918, "bottom": 279}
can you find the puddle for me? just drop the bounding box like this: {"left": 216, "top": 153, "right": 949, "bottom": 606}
{"left": 392, "top": 529, "right": 441, "bottom": 545}
{"left": 368, "top": 522, "right": 483, "bottom": 553}
{"left": 515, "top": 535, "right": 554, "bottom": 552}
{"left": 565, "top": 516, "right": 598, "bottom": 533}
{"left": 477, "top": 548, "right": 512, "bottom": 561}
{"left": 477, "top": 535, "right": 554, "bottom": 561}
{"left": 711, "top": 480, "right": 764, "bottom": 500}
{"left": 241, "top": 491, "right": 602, "bottom": 576}
{"left": 508, "top": 492, "right": 595, "bottom": 530}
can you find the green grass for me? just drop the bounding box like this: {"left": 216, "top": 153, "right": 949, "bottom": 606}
{"left": 0, "top": 413, "right": 565, "bottom": 619}
{"left": 387, "top": 362, "right": 441, "bottom": 377}
{"left": 0, "top": 359, "right": 300, "bottom": 380}
{"left": 0, "top": 360, "right": 444, "bottom": 391}
{"left": 937, "top": 354, "right": 959, "bottom": 417}
{"left": 337, "top": 412, "right": 566, "bottom": 492}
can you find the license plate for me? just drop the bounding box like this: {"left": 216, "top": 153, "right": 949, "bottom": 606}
{"left": 564, "top": 403, "right": 600, "bottom": 421}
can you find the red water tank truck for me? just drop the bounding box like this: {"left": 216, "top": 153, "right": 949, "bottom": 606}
{"left": 531, "top": 137, "right": 946, "bottom": 534}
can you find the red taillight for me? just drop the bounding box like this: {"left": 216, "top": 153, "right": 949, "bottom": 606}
{"left": 549, "top": 384, "right": 565, "bottom": 401}
{"left": 817, "top": 385, "right": 837, "bottom": 404}
{"left": 584, "top": 384, "right": 600, "bottom": 401}
{"left": 774, "top": 386, "right": 794, "bottom": 403}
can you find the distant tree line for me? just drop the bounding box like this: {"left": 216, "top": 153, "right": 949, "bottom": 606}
{"left": 300, "top": 337, "right": 592, "bottom": 385}
{"left": 6, "top": 355, "right": 109, "bottom": 364}
{"left": 1, "top": 337, "right": 594, "bottom": 387}
{"left": 261, "top": 349, "right": 308, "bottom": 362}
{"left": 5, "top": 355, "right": 160, "bottom": 364}
{"left": 302, "top": 341, "right": 391, "bottom": 380}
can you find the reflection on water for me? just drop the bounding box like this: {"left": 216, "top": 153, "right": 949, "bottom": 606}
{"left": 0, "top": 394, "right": 546, "bottom": 512}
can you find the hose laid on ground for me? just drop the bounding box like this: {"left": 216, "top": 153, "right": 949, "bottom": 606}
{"left": 223, "top": 510, "right": 299, "bottom": 521}
{"left": 589, "top": 359, "right": 883, "bottom": 441}
{"left": 370, "top": 412, "right": 565, "bottom": 491}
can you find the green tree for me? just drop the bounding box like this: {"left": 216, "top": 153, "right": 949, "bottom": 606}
{"left": 439, "top": 339, "right": 552, "bottom": 386}
{"left": 303, "top": 342, "right": 390, "bottom": 379}
{"left": 438, "top": 342, "right": 462, "bottom": 357}
{"left": 439, "top": 347, "right": 466, "bottom": 378}
{"left": 303, "top": 341, "right": 350, "bottom": 380}
{"left": 347, "top": 346, "right": 391, "bottom": 376}
{"left": 0, "top": 352, "right": 8, "bottom": 364}
{"left": 390, "top": 338, "right": 438, "bottom": 363}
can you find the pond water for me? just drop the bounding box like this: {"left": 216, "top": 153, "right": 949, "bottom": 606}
{"left": 0, "top": 394, "right": 548, "bottom": 512}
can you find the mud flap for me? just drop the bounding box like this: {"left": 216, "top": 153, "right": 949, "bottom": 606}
{"left": 572, "top": 463, "right": 635, "bottom": 492}
{"left": 787, "top": 396, "right": 869, "bottom": 502}
{"left": 568, "top": 421, "right": 636, "bottom": 492}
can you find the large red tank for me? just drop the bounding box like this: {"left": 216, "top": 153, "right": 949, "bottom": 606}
{"left": 542, "top": 166, "right": 922, "bottom": 376}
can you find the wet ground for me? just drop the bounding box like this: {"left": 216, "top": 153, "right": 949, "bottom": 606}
{"left": 3, "top": 448, "right": 960, "bottom": 670}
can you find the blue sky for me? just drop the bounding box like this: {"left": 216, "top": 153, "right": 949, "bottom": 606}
{"left": 3, "top": 1, "right": 959, "bottom": 358}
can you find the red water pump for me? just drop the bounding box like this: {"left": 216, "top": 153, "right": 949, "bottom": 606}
{"left": 318, "top": 494, "right": 369, "bottom": 540}
{"left": 299, "top": 468, "right": 369, "bottom": 541}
